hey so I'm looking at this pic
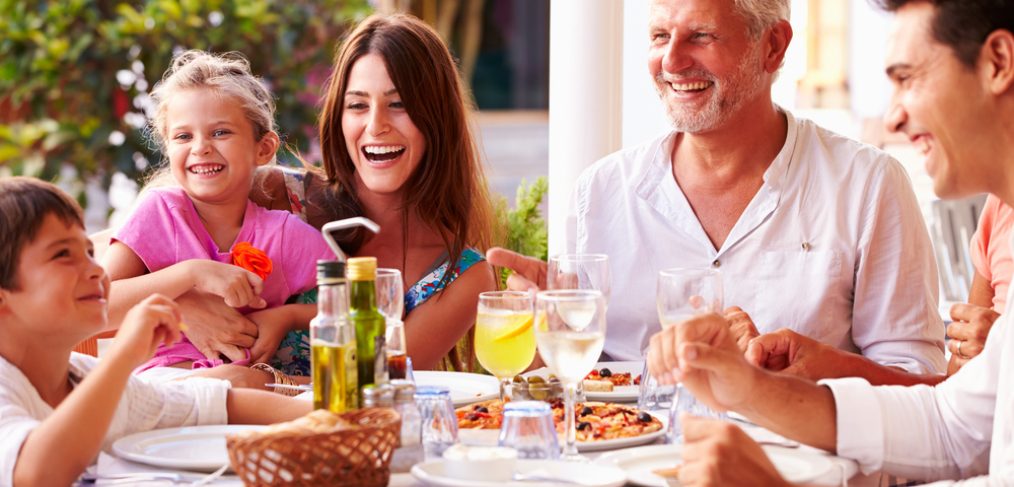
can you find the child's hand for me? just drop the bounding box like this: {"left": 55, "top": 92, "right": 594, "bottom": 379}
{"left": 187, "top": 260, "right": 267, "bottom": 309}
{"left": 247, "top": 307, "right": 295, "bottom": 364}
{"left": 107, "top": 294, "right": 185, "bottom": 368}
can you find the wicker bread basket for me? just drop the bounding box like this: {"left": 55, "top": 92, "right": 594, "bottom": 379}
{"left": 226, "top": 408, "right": 402, "bottom": 487}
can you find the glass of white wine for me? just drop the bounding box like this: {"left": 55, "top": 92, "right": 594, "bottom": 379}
{"left": 655, "top": 268, "right": 726, "bottom": 441}
{"left": 534, "top": 289, "right": 607, "bottom": 461}
{"left": 547, "top": 253, "right": 610, "bottom": 300}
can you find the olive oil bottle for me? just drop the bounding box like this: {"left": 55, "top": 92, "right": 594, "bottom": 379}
{"left": 348, "top": 257, "right": 387, "bottom": 394}
{"left": 310, "top": 260, "right": 358, "bottom": 412}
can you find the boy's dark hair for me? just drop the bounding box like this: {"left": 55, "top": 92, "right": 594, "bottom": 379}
{"left": 0, "top": 177, "right": 85, "bottom": 290}
{"left": 872, "top": 0, "right": 1014, "bottom": 68}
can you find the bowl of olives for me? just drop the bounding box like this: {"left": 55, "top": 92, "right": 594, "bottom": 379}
{"left": 510, "top": 374, "right": 564, "bottom": 401}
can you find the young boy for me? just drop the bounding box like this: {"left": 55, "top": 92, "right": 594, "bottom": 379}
{"left": 0, "top": 177, "right": 310, "bottom": 486}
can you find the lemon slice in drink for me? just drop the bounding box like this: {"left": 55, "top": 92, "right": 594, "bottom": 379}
{"left": 494, "top": 314, "right": 534, "bottom": 342}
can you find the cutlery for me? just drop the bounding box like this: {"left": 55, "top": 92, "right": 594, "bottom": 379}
{"left": 191, "top": 464, "right": 230, "bottom": 486}
{"left": 78, "top": 472, "right": 191, "bottom": 485}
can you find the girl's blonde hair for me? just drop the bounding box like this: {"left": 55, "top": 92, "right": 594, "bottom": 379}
{"left": 149, "top": 50, "right": 277, "bottom": 160}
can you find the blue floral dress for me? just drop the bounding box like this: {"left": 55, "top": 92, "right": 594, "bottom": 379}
{"left": 269, "top": 167, "right": 486, "bottom": 375}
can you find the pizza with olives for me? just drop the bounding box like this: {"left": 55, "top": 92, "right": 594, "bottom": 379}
{"left": 584, "top": 367, "right": 640, "bottom": 386}
{"left": 455, "top": 400, "right": 663, "bottom": 442}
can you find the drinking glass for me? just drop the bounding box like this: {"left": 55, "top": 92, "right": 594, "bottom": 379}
{"left": 547, "top": 254, "right": 611, "bottom": 300}
{"left": 475, "top": 291, "right": 536, "bottom": 400}
{"left": 377, "top": 268, "right": 408, "bottom": 379}
{"left": 534, "top": 289, "right": 607, "bottom": 461}
{"left": 498, "top": 401, "right": 560, "bottom": 459}
{"left": 415, "top": 386, "right": 459, "bottom": 459}
{"left": 655, "top": 268, "right": 726, "bottom": 440}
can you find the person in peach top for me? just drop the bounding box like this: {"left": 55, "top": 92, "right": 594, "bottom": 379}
{"left": 948, "top": 195, "right": 1014, "bottom": 373}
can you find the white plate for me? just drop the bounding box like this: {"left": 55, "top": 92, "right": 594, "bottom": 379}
{"left": 458, "top": 410, "right": 666, "bottom": 452}
{"left": 414, "top": 371, "right": 499, "bottom": 407}
{"left": 112, "top": 424, "right": 266, "bottom": 472}
{"left": 597, "top": 443, "right": 834, "bottom": 486}
{"left": 412, "top": 458, "right": 627, "bottom": 487}
{"left": 526, "top": 361, "right": 642, "bottom": 403}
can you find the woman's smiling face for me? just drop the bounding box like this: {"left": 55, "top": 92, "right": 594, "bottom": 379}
{"left": 341, "top": 53, "right": 426, "bottom": 196}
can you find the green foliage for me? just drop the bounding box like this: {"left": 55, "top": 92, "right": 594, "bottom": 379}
{"left": 0, "top": 0, "right": 371, "bottom": 192}
{"left": 494, "top": 176, "right": 548, "bottom": 288}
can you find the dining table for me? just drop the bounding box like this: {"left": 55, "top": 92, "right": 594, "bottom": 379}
{"left": 84, "top": 363, "right": 880, "bottom": 486}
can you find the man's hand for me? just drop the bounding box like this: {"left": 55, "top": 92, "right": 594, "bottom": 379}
{"left": 486, "top": 247, "right": 546, "bottom": 292}
{"left": 746, "top": 328, "right": 846, "bottom": 381}
{"left": 646, "top": 313, "right": 760, "bottom": 412}
{"left": 724, "top": 306, "right": 759, "bottom": 353}
{"left": 947, "top": 303, "right": 999, "bottom": 371}
{"left": 106, "top": 294, "right": 185, "bottom": 368}
{"left": 175, "top": 291, "right": 258, "bottom": 363}
{"left": 186, "top": 260, "right": 267, "bottom": 309}
{"left": 679, "top": 415, "right": 790, "bottom": 487}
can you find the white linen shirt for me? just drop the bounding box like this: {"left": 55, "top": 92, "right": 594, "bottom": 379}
{"left": 568, "top": 110, "right": 946, "bottom": 372}
{"left": 0, "top": 353, "right": 230, "bottom": 485}
{"left": 823, "top": 270, "right": 1014, "bottom": 485}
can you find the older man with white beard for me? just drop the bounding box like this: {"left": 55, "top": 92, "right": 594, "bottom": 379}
{"left": 489, "top": 0, "right": 946, "bottom": 382}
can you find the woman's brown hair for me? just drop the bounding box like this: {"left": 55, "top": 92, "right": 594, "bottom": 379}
{"left": 318, "top": 13, "right": 497, "bottom": 284}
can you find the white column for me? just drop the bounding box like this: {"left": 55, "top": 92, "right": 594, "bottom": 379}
{"left": 547, "top": 0, "right": 625, "bottom": 255}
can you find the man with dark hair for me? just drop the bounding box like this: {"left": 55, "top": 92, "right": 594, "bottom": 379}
{"left": 644, "top": 1, "right": 1014, "bottom": 484}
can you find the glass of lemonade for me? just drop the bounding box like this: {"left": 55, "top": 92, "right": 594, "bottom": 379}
{"left": 475, "top": 291, "right": 537, "bottom": 401}
{"left": 534, "top": 289, "right": 607, "bottom": 461}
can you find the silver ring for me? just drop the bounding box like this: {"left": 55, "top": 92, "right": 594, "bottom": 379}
{"left": 956, "top": 340, "right": 964, "bottom": 358}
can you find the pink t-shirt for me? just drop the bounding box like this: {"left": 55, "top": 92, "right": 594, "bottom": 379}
{"left": 970, "top": 194, "right": 1014, "bottom": 313}
{"left": 115, "top": 187, "right": 332, "bottom": 308}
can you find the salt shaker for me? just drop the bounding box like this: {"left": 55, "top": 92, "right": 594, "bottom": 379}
{"left": 390, "top": 379, "right": 423, "bottom": 472}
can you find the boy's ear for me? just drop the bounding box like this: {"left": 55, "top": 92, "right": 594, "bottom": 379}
{"left": 255, "top": 132, "right": 281, "bottom": 167}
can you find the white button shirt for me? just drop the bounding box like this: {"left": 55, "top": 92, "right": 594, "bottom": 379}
{"left": 567, "top": 110, "right": 946, "bottom": 372}
{"left": 823, "top": 272, "right": 1014, "bottom": 484}
{"left": 0, "top": 353, "right": 230, "bottom": 485}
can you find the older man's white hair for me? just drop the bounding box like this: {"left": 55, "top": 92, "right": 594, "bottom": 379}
{"left": 734, "top": 0, "right": 790, "bottom": 37}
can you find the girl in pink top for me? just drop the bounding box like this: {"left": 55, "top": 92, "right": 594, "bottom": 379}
{"left": 102, "top": 51, "right": 332, "bottom": 384}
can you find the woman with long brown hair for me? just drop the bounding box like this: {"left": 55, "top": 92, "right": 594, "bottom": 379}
{"left": 249, "top": 13, "right": 499, "bottom": 372}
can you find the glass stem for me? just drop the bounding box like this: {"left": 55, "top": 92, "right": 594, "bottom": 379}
{"left": 564, "top": 382, "right": 579, "bottom": 457}
{"left": 499, "top": 377, "right": 511, "bottom": 402}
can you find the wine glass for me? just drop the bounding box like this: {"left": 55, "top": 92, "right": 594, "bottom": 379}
{"left": 547, "top": 253, "right": 611, "bottom": 300}
{"left": 534, "top": 289, "right": 607, "bottom": 461}
{"left": 475, "top": 291, "right": 536, "bottom": 401}
{"left": 655, "top": 268, "right": 725, "bottom": 441}
{"left": 376, "top": 268, "right": 408, "bottom": 379}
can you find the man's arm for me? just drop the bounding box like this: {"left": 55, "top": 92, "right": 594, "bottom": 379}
{"left": 650, "top": 312, "right": 1001, "bottom": 482}
{"left": 747, "top": 328, "right": 948, "bottom": 386}
{"left": 851, "top": 159, "right": 947, "bottom": 374}
{"left": 646, "top": 314, "right": 839, "bottom": 451}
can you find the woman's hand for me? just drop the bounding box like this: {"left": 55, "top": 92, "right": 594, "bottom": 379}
{"left": 174, "top": 291, "right": 259, "bottom": 363}
{"left": 185, "top": 260, "right": 267, "bottom": 309}
{"left": 947, "top": 303, "right": 1000, "bottom": 373}
{"left": 247, "top": 306, "right": 296, "bottom": 364}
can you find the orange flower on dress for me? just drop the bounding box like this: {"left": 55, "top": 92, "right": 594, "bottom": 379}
{"left": 231, "top": 242, "right": 273, "bottom": 280}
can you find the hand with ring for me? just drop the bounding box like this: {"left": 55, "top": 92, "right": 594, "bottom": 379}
{"left": 946, "top": 303, "right": 999, "bottom": 375}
